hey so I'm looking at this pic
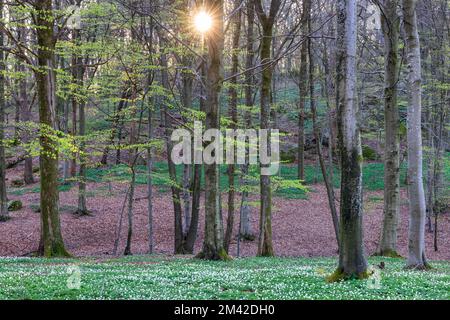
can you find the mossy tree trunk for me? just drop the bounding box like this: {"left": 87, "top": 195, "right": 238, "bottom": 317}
{"left": 34, "top": 0, "right": 70, "bottom": 257}
{"left": 335, "top": 0, "right": 367, "bottom": 278}
{"left": 224, "top": 0, "right": 242, "bottom": 254}
{"left": 376, "top": 0, "right": 401, "bottom": 257}
{"left": 402, "top": 0, "right": 428, "bottom": 269}
{"left": 253, "top": 0, "right": 281, "bottom": 257}
{"left": 0, "top": 0, "right": 8, "bottom": 221}
{"left": 198, "top": 0, "right": 229, "bottom": 261}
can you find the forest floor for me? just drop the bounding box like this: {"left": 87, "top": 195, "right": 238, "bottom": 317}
{"left": 0, "top": 162, "right": 449, "bottom": 260}
{"left": 0, "top": 255, "right": 449, "bottom": 299}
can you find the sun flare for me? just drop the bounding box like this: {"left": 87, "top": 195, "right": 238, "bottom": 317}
{"left": 194, "top": 11, "right": 213, "bottom": 34}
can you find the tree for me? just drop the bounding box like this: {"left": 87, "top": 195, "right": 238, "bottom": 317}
{"left": 238, "top": 0, "right": 256, "bottom": 244}
{"left": 224, "top": 0, "right": 242, "bottom": 254}
{"left": 0, "top": 0, "right": 8, "bottom": 221}
{"left": 34, "top": 0, "right": 70, "bottom": 257}
{"left": 197, "top": 0, "right": 229, "bottom": 260}
{"left": 402, "top": 0, "right": 428, "bottom": 269}
{"left": 297, "top": 0, "right": 309, "bottom": 181}
{"left": 376, "top": 0, "right": 401, "bottom": 257}
{"left": 253, "top": 0, "right": 282, "bottom": 258}
{"left": 329, "top": 0, "right": 368, "bottom": 280}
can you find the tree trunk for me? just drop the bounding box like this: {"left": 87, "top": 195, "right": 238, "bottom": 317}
{"left": 297, "top": 0, "right": 309, "bottom": 181}
{"left": 238, "top": 0, "right": 256, "bottom": 241}
{"left": 35, "top": 0, "right": 70, "bottom": 257}
{"left": 377, "top": 0, "right": 401, "bottom": 257}
{"left": 158, "top": 34, "right": 184, "bottom": 254}
{"left": 0, "top": 0, "right": 8, "bottom": 221}
{"left": 253, "top": 0, "right": 281, "bottom": 257}
{"left": 224, "top": 1, "right": 241, "bottom": 254}
{"left": 402, "top": 0, "right": 428, "bottom": 269}
{"left": 332, "top": 0, "right": 367, "bottom": 279}
{"left": 147, "top": 99, "right": 154, "bottom": 254}
{"left": 16, "top": 25, "right": 34, "bottom": 185}
{"left": 198, "top": 0, "right": 229, "bottom": 261}
{"left": 124, "top": 166, "right": 136, "bottom": 256}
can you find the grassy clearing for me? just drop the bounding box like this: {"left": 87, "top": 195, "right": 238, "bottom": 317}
{"left": 0, "top": 256, "right": 448, "bottom": 300}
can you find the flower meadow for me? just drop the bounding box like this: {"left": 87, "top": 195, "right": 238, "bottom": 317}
{"left": 0, "top": 256, "right": 448, "bottom": 300}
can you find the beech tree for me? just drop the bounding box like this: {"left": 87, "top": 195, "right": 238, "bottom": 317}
{"left": 34, "top": 0, "right": 70, "bottom": 257}
{"left": 197, "top": 0, "right": 229, "bottom": 260}
{"left": 0, "top": 0, "right": 7, "bottom": 221}
{"left": 375, "top": 0, "right": 401, "bottom": 257}
{"left": 402, "top": 0, "right": 428, "bottom": 269}
{"left": 330, "top": 0, "right": 368, "bottom": 280}
{"left": 253, "top": 0, "right": 282, "bottom": 258}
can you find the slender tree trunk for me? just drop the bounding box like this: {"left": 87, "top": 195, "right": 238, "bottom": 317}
{"left": 198, "top": 0, "right": 229, "bottom": 260}
{"left": 147, "top": 99, "right": 154, "bottom": 254}
{"left": 224, "top": 1, "right": 241, "bottom": 254}
{"left": 35, "top": 0, "right": 70, "bottom": 257}
{"left": 124, "top": 166, "right": 135, "bottom": 256}
{"left": 297, "top": 0, "right": 309, "bottom": 181}
{"left": 183, "top": 46, "right": 205, "bottom": 254}
{"left": 253, "top": 0, "right": 281, "bottom": 257}
{"left": 0, "top": 0, "right": 8, "bottom": 221}
{"left": 238, "top": 0, "right": 255, "bottom": 241}
{"left": 181, "top": 75, "right": 193, "bottom": 236}
{"left": 157, "top": 33, "right": 184, "bottom": 254}
{"left": 377, "top": 0, "right": 401, "bottom": 257}
{"left": 16, "top": 25, "right": 34, "bottom": 185}
{"left": 331, "top": 0, "right": 368, "bottom": 279}
{"left": 403, "top": 0, "right": 428, "bottom": 269}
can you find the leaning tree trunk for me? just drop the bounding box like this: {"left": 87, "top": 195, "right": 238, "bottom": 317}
{"left": 35, "top": 0, "right": 70, "bottom": 257}
{"left": 331, "top": 0, "right": 368, "bottom": 280}
{"left": 377, "top": 0, "right": 401, "bottom": 257}
{"left": 0, "top": 0, "right": 8, "bottom": 221}
{"left": 402, "top": 0, "right": 428, "bottom": 269}
{"left": 198, "top": 0, "right": 229, "bottom": 261}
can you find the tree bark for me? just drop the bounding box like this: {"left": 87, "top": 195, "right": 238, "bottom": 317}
{"left": 253, "top": 0, "right": 281, "bottom": 257}
{"left": 333, "top": 0, "right": 367, "bottom": 279}
{"left": 377, "top": 0, "right": 401, "bottom": 257}
{"left": 402, "top": 0, "right": 428, "bottom": 269}
{"left": 297, "top": 0, "right": 309, "bottom": 181}
{"left": 238, "top": 0, "right": 256, "bottom": 242}
{"left": 224, "top": 0, "right": 241, "bottom": 254}
{"left": 35, "top": 0, "right": 70, "bottom": 257}
{"left": 0, "top": 0, "right": 8, "bottom": 221}
{"left": 198, "top": 0, "right": 229, "bottom": 260}
{"left": 16, "top": 25, "right": 34, "bottom": 185}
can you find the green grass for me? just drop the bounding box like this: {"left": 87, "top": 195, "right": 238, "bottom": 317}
{"left": 0, "top": 256, "right": 448, "bottom": 300}
{"left": 83, "top": 161, "right": 408, "bottom": 200}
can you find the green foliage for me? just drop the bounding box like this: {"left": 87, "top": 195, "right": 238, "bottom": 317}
{"left": 0, "top": 256, "right": 448, "bottom": 300}
{"left": 7, "top": 200, "right": 23, "bottom": 212}
{"left": 362, "top": 145, "right": 379, "bottom": 161}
